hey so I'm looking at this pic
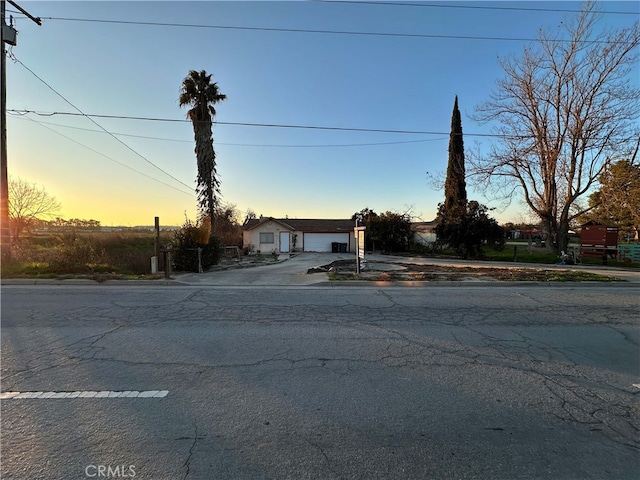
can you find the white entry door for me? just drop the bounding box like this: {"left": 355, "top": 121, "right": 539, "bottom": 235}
{"left": 279, "top": 232, "right": 290, "bottom": 253}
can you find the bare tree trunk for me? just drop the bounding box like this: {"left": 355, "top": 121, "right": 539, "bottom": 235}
{"left": 557, "top": 221, "right": 570, "bottom": 254}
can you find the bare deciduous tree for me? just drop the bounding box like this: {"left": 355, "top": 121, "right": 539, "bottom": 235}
{"left": 470, "top": 2, "right": 639, "bottom": 252}
{"left": 8, "top": 176, "right": 61, "bottom": 242}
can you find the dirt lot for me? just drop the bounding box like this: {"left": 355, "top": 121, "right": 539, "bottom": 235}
{"left": 213, "top": 254, "right": 281, "bottom": 270}
{"left": 311, "top": 259, "right": 623, "bottom": 282}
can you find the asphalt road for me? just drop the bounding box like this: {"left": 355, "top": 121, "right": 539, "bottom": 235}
{"left": 1, "top": 284, "right": 639, "bottom": 479}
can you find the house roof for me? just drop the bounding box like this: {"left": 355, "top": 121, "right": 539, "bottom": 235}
{"left": 242, "top": 217, "right": 294, "bottom": 231}
{"left": 242, "top": 217, "right": 354, "bottom": 233}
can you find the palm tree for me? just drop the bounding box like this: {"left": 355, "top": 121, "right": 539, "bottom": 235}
{"left": 179, "top": 70, "right": 226, "bottom": 232}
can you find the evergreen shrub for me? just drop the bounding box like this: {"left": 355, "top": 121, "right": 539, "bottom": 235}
{"left": 172, "top": 219, "right": 222, "bottom": 272}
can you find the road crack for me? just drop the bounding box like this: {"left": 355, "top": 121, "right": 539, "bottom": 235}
{"left": 296, "top": 433, "right": 338, "bottom": 477}
{"left": 181, "top": 423, "right": 204, "bottom": 480}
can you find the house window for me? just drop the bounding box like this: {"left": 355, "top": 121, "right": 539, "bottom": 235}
{"left": 260, "top": 232, "right": 274, "bottom": 244}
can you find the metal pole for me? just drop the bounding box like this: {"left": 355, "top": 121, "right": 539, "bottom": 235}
{"left": 355, "top": 219, "right": 359, "bottom": 275}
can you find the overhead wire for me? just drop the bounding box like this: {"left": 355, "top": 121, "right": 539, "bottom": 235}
{"left": 9, "top": 109, "right": 518, "bottom": 139}
{"left": 6, "top": 116, "right": 191, "bottom": 143}
{"left": 313, "top": 1, "right": 639, "bottom": 16}
{"left": 11, "top": 55, "right": 197, "bottom": 195}
{"left": 7, "top": 109, "right": 443, "bottom": 217}
{"left": 16, "top": 115, "right": 195, "bottom": 197}
{"left": 10, "top": 1, "right": 638, "bottom": 16}
{"left": 7, "top": 115, "right": 449, "bottom": 147}
{"left": 8, "top": 109, "right": 449, "bottom": 217}
{"left": 8, "top": 113, "right": 254, "bottom": 214}
{"left": 12, "top": 109, "right": 635, "bottom": 145}
{"left": 30, "top": 15, "right": 637, "bottom": 45}
{"left": 16, "top": 125, "right": 245, "bottom": 218}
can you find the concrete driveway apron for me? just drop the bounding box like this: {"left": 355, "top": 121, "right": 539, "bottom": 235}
{"left": 173, "top": 253, "right": 351, "bottom": 286}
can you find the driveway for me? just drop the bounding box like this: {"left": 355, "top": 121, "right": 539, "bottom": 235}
{"left": 173, "top": 253, "right": 352, "bottom": 286}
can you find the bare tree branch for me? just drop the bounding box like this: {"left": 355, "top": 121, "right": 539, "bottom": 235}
{"left": 8, "top": 176, "right": 61, "bottom": 242}
{"left": 469, "top": 1, "right": 639, "bottom": 252}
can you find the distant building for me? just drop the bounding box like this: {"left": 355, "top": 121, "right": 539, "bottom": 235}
{"left": 412, "top": 220, "right": 437, "bottom": 245}
{"left": 242, "top": 217, "right": 355, "bottom": 253}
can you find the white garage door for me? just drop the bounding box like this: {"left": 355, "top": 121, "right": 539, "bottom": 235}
{"left": 303, "top": 233, "right": 350, "bottom": 252}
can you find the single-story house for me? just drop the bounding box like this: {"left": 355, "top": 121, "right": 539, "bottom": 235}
{"left": 242, "top": 217, "right": 356, "bottom": 253}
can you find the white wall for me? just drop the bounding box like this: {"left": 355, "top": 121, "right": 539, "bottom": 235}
{"left": 244, "top": 221, "right": 291, "bottom": 253}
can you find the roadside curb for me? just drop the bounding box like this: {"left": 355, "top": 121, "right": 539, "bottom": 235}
{"left": 0, "top": 278, "right": 182, "bottom": 286}
{"left": 3, "top": 278, "right": 637, "bottom": 288}
{"left": 318, "top": 280, "right": 640, "bottom": 288}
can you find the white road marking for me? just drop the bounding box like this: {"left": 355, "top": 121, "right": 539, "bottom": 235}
{"left": 0, "top": 390, "right": 169, "bottom": 399}
{"left": 632, "top": 384, "right": 640, "bottom": 390}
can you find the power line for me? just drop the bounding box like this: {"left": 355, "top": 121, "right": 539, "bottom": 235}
{"left": 13, "top": 114, "right": 251, "bottom": 218}
{"left": 9, "top": 109, "right": 513, "bottom": 139}
{"left": 11, "top": 114, "right": 254, "bottom": 216}
{"left": 12, "top": 1, "right": 637, "bottom": 17}
{"left": 7, "top": 114, "right": 192, "bottom": 143}
{"left": 8, "top": 113, "right": 449, "bottom": 147}
{"left": 30, "top": 15, "right": 637, "bottom": 45}
{"left": 10, "top": 110, "right": 411, "bottom": 217}
{"left": 11, "top": 55, "right": 196, "bottom": 193}
{"left": 314, "top": 0, "right": 639, "bottom": 16}
{"left": 14, "top": 109, "right": 634, "bottom": 144}
{"left": 16, "top": 109, "right": 195, "bottom": 197}
{"left": 13, "top": 113, "right": 247, "bottom": 214}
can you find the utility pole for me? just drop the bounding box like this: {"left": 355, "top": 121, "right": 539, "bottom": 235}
{"left": 1, "top": 0, "right": 40, "bottom": 262}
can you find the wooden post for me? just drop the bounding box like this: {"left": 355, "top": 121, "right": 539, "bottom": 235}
{"left": 154, "top": 217, "right": 160, "bottom": 258}
{"left": 1, "top": 1, "right": 11, "bottom": 261}
{"left": 1, "top": 1, "right": 41, "bottom": 262}
{"left": 164, "top": 250, "right": 171, "bottom": 279}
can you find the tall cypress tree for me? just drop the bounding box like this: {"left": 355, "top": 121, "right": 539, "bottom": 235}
{"left": 443, "top": 95, "right": 467, "bottom": 213}
{"left": 435, "top": 96, "right": 505, "bottom": 258}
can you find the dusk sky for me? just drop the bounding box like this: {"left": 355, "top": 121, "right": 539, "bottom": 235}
{"left": 5, "top": 1, "right": 639, "bottom": 226}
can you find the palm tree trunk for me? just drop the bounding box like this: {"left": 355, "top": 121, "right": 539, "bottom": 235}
{"left": 192, "top": 120, "right": 217, "bottom": 238}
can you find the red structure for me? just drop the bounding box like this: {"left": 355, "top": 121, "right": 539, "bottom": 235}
{"left": 580, "top": 221, "right": 618, "bottom": 264}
